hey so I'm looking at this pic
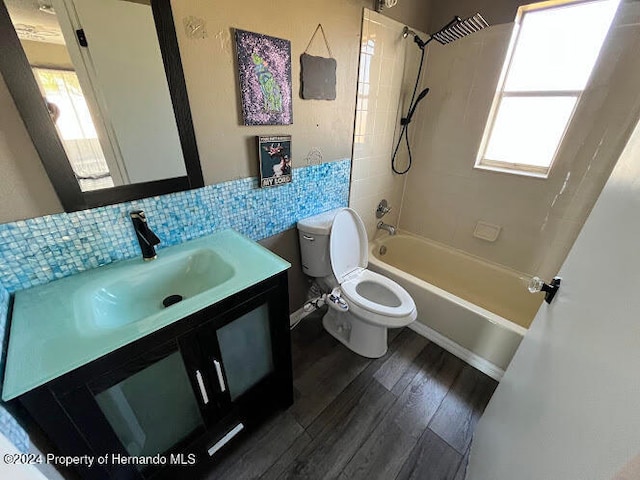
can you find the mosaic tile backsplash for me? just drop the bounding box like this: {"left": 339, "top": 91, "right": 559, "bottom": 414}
{"left": 0, "top": 159, "right": 350, "bottom": 293}
{"left": 0, "top": 159, "right": 350, "bottom": 452}
{"left": 0, "top": 286, "right": 28, "bottom": 453}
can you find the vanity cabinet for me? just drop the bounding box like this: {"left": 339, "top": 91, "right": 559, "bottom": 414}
{"left": 18, "top": 273, "right": 292, "bottom": 480}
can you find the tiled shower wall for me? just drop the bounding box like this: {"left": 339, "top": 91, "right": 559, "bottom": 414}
{"left": 399, "top": 3, "right": 640, "bottom": 278}
{"left": 349, "top": 10, "right": 411, "bottom": 238}
{"left": 0, "top": 159, "right": 350, "bottom": 451}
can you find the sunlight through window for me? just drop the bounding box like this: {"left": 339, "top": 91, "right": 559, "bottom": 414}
{"left": 33, "top": 68, "right": 114, "bottom": 191}
{"left": 475, "top": 0, "right": 620, "bottom": 177}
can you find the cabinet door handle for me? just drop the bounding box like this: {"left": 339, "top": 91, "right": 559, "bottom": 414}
{"left": 213, "top": 359, "right": 226, "bottom": 393}
{"left": 195, "top": 370, "right": 209, "bottom": 405}
{"left": 207, "top": 423, "right": 244, "bottom": 456}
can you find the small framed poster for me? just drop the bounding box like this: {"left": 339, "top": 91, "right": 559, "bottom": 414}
{"left": 258, "top": 135, "right": 292, "bottom": 188}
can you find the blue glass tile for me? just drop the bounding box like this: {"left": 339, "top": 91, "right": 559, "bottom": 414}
{"left": 0, "top": 159, "right": 350, "bottom": 293}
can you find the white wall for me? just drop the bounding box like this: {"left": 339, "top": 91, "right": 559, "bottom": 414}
{"left": 466, "top": 82, "right": 640, "bottom": 479}
{"left": 71, "top": 0, "right": 186, "bottom": 184}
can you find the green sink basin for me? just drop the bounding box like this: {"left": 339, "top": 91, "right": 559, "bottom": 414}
{"left": 75, "top": 248, "right": 234, "bottom": 331}
{"left": 4, "top": 229, "right": 291, "bottom": 402}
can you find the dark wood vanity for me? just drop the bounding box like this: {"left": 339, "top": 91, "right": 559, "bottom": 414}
{"left": 17, "top": 272, "right": 292, "bottom": 479}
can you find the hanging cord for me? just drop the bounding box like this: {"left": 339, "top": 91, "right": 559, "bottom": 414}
{"left": 304, "top": 24, "right": 333, "bottom": 57}
{"left": 391, "top": 46, "right": 427, "bottom": 175}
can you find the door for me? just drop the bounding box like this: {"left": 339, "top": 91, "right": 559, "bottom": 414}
{"left": 58, "top": 337, "right": 211, "bottom": 477}
{"left": 466, "top": 119, "right": 640, "bottom": 477}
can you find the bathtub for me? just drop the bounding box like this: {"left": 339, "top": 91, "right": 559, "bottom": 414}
{"left": 368, "top": 233, "right": 542, "bottom": 379}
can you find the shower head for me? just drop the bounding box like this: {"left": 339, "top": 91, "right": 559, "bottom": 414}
{"left": 402, "top": 13, "right": 488, "bottom": 50}
{"left": 431, "top": 13, "right": 489, "bottom": 45}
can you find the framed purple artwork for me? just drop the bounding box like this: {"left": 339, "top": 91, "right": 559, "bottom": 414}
{"left": 235, "top": 29, "right": 293, "bottom": 126}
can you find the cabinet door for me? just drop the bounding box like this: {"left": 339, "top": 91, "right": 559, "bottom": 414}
{"left": 217, "top": 301, "right": 274, "bottom": 401}
{"left": 58, "top": 338, "right": 212, "bottom": 477}
{"left": 197, "top": 284, "right": 292, "bottom": 425}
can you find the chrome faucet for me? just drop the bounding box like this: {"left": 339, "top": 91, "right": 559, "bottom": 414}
{"left": 377, "top": 221, "right": 396, "bottom": 236}
{"left": 130, "top": 210, "right": 161, "bottom": 261}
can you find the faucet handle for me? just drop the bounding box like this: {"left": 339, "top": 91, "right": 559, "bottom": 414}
{"left": 376, "top": 199, "right": 392, "bottom": 219}
{"left": 130, "top": 209, "right": 146, "bottom": 220}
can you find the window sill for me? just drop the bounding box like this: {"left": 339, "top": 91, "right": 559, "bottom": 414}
{"left": 473, "top": 163, "right": 549, "bottom": 179}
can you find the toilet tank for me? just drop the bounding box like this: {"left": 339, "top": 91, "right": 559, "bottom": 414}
{"left": 297, "top": 208, "right": 344, "bottom": 277}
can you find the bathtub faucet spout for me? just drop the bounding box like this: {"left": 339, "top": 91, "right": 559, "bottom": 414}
{"left": 377, "top": 221, "right": 396, "bottom": 236}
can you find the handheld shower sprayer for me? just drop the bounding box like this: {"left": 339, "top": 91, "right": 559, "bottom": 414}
{"left": 391, "top": 13, "right": 490, "bottom": 175}
{"left": 401, "top": 88, "right": 429, "bottom": 126}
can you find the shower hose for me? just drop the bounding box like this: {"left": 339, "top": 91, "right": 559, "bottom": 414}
{"left": 391, "top": 45, "right": 427, "bottom": 175}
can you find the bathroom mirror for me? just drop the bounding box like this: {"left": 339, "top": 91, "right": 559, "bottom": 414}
{"left": 0, "top": 0, "right": 203, "bottom": 211}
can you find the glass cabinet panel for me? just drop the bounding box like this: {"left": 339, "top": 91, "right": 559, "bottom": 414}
{"left": 216, "top": 303, "right": 274, "bottom": 401}
{"left": 94, "top": 351, "right": 204, "bottom": 458}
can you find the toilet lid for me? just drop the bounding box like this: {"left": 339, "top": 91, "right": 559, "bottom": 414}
{"left": 330, "top": 208, "right": 368, "bottom": 283}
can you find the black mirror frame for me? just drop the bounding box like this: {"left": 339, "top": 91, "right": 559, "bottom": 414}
{"left": 0, "top": 0, "right": 204, "bottom": 212}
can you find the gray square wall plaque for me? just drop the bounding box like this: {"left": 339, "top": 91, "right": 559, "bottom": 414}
{"left": 300, "top": 53, "right": 336, "bottom": 100}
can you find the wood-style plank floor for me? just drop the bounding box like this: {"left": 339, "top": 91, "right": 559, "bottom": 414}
{"left": 205, "top": 310, "right": 498, "bottom": 480}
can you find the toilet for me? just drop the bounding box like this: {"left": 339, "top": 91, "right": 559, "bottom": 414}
{"left": 297, "top": 208, "right": 417, "bottom": 358}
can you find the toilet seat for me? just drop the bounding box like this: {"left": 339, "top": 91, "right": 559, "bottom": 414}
{"left": 340, "top": 270, "right": 416, "bottom": 327}
{"left": 329, "top": 209, "right": 416, "bottom": 327}
{"left": 340, "top": 269, "right": 415, "bottom": 318}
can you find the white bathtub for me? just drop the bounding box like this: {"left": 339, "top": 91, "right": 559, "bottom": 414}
{"left": 368, "top": 234, "right": 542, "bottom": 379}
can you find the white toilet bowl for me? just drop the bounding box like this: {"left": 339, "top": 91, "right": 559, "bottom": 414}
{"left": 297, "top": 208, "right": 417, "bottom": 358}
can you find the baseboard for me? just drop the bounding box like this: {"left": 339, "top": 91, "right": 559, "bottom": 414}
{"left": 408, "top": 321, "right": 505, "bottom": 381}
{"left": 289, "top": 305, "right": 313, "bottom": 328}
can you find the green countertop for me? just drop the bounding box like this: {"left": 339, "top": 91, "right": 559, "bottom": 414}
{"left": 2, "top": 229, "right": 290, "bottom": 401}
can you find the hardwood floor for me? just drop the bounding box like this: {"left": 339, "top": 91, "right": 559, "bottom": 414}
{"left": 205, "top": 310, "right": 497, "bottom": 480}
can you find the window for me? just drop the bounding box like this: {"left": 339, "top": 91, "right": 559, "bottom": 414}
{"left": 33, "top": 68, "right": 114, "bottom": 191}
{"left": 475, "top": 0, "right": 620, "bottom": 177}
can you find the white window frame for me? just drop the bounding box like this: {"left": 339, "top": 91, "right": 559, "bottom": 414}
{"left": 474, "top": 0, "right": 606, "bottom": 179}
